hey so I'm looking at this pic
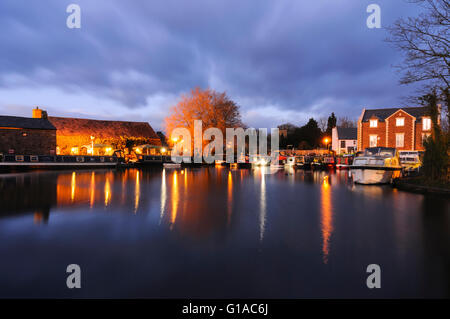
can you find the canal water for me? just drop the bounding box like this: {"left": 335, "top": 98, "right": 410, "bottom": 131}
{"left": 0, "top": 167, "right": 448, "bottom": 298}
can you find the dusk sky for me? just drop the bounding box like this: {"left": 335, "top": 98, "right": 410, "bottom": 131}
{"left": 0, "top": 0, "right": 423, "bottom": 131}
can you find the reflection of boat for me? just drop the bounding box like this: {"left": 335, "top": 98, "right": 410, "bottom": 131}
{"left": 350, "top": 147, "right": 402, "bottom": 184}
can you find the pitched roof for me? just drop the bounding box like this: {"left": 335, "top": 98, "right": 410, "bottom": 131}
{"left": 336, "top": 127, "right": 357, "bottom": 140}
{"left": 48, "top": 116, "right": 160, "bottom": 140}
{"left": 0, "top": 115, "right": 56, "bottom": 130}
{"left": 362, "top": 107, "right": 428, "bottom": 122}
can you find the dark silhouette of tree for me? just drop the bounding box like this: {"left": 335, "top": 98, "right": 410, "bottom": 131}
{"left": 386, "top": 0, "right": 449, "bottom": 87}
{"left": 326, "top": 113, "right": 337, "bottom": 136}
{"left": 420, "top": 91, "right": 449, "bottom": 181}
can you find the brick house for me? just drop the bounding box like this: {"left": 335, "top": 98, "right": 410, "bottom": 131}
{"left": 0, "top": 110, "right": 56, "bottom": 155}
{"left": 331, "top": 127, "right": 357, "bottom": 154}
{"left": 357, "top": 106, "right": 434, "bottom": 151}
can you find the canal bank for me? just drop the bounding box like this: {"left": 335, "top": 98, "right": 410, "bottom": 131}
{"left": 393, "top": 177, "right": 450, "bottom": 196}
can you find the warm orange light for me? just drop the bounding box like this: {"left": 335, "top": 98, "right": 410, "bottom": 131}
{"left": 171, "top": 137, "right": 178, "bottom": 142}
{"left": 323, "top": 138, "right": 329, "bottom": 144}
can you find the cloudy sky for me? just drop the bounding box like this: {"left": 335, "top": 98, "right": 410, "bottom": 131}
{"left": 0, "top": 0, "right": 423, "bottom": 131}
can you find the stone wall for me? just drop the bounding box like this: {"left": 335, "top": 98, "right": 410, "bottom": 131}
{"left": 0, "top": 128, "right": 56, "bottom": 155}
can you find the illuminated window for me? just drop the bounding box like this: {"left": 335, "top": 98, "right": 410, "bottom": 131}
{"left": 396, "top": 133, "right": 404, "bottom": 147}
{"left": 396, "top": 117, "right": 404, "bottom": 126}
{"left": 422, "top": 118, "right": 431, "bottom": 131}
{"left": 369, "top": 119, "right": 378, "bottom": 128}
{"left": 369, "top": 135, "right": 377, "bottom": 147}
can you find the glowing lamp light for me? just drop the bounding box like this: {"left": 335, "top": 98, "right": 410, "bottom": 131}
{"left": 161, "top": 147, "right": 167, "bottom": 154}
{"left": 324, "top": 138, "right": 329, "bottom": 144}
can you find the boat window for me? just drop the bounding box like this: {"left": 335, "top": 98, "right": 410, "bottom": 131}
{"left": 364, "top": 147, "right": 395, "bottom": 157}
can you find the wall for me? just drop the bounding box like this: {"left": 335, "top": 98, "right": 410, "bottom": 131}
{"left": 360, "top": 120, "right": 386, "bottom": 150}
{"left": 0, "top": 128, "right": 56, "bottom": 155}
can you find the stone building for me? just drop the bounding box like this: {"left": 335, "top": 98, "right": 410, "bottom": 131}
{"left": 357, "top": 106, "right": 435, "bottom": 151}
{"left": 44, "top": 112, "right": 161, "bottom": 155}
{"left": 0, "top": 109, "right": 56, "bottom": 155}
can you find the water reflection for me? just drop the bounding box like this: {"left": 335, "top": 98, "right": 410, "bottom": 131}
{"left": 160, "top": 169, "right": 166, "bottom": 224}
{"left": 90, "top": 172, "right": 95, "bottom": 209}
{"left": 260, "top": 170, "right": 266, "bottom": 242}
{"left": 321, "top": 175, "right": 333, "bottom": 264}
{"left": 134, "top": 171, "right": 140, "bottom": 214}
{"left": 171, "top": 170, "right": 179, "bottom": 229}
{"left": 0, "top": 167, "right": 449, "bottom": 297}
{"left": 104, "top": 174, "right": 111, "bottom": 208}
{"left": 227, "top": 171, "right": 233, "bottom": 226}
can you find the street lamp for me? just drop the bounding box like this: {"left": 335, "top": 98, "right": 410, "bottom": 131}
{"left": 323, "top": 137, "right": 330, "bottom": 150}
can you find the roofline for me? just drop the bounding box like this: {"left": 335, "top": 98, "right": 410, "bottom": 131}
{"left": 385, "top": 108, "right": 416, "bottom": 120}
{"left": 48, "top": 116, "right": 150, "bottom": 125}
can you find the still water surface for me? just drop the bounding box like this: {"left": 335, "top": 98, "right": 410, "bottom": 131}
{"left": 0, "top": 167, "right": 448, "bottom": 298}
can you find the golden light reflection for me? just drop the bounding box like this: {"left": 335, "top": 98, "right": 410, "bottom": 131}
{"left": 90, "top": 172, "right": 95, "bottom": 209}
{"left": 134, "top": 170, "right": 140, "bottom": 214}
{"left": 171, "top": 171, "right": 179, "bottom": 229}
{"left": 104, "top": 175, "right": 111, "bottom": 207}
{"left": 71, "top": 172, "right": 76, "bottom": 202}
{"left": 227, "top": 171, "right": 233, "bottom": 226}
{"left": 260, "top": 171, "right": 266, "bottom": 242}
{"left": 160, "top": 168, "right": 166, "bottom": 224}
{"left": 321, "top": 175, "right": 333, "bottom": 264}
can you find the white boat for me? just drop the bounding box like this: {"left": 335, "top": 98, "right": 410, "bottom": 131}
{"left": 350, "top": 147, "right": 402, "bottom": 184}
{"left": 285, "top": 156, "right": 296, "bottom": 166}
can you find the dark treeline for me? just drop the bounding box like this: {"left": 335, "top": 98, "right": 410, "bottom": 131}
{"left": 278, "top": 113, "right": 338, "bottom": 149}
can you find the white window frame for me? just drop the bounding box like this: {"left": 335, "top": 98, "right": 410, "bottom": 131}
{"left": 369, "top": 135, "right": 378, "bottom": 147}
{"left": 396, "top": 117, "right": 404, "bottom": 127}
{"left": 395, "top": 133, "right": 404, "bottom": 148}
{"left": 369, "top": 119, "right": 378, "bottom": 128}
{"left": 422, "top": 118, "right": 431, "bottom": 131}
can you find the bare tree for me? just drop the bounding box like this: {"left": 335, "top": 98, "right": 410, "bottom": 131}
{"left": 386, "top": 0, "right": 449, "bottom": 88}
{"left": 165, "top": 87, "right": 242, "bottom": 138}
{"left": 337, "top": 117, "right": 358, "bottom": 128}
{"left": 317, "top": 117, "right": 328, "bottom": 132}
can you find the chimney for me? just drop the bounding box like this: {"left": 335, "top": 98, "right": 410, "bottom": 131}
{"left": 32, "top": 107, "right": 48, "bottom": 119}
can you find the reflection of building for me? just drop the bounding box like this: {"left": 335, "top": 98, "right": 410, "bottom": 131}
{"left": 357, "top": 107, "right": 435, "bottom": 151}
{"left": 0, "top": 109, "right": 56, "bottom": 155}
{"left": 331, "top": 127, "right": 357, "bottom": 154}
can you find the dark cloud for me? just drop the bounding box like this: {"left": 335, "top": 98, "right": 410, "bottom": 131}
{"left": 0, "top": 0, "right": 424, "bottom": 128}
